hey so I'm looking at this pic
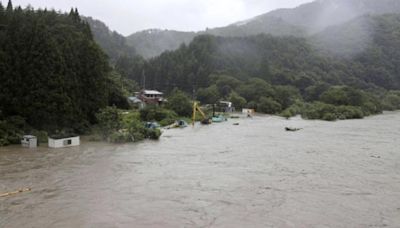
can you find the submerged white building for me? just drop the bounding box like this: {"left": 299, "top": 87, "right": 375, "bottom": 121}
{"left": 48, "top": 136, "right": 80, "bottom": 148}
{"left": 21, "top": 135, "right": 37, "bottom": 148}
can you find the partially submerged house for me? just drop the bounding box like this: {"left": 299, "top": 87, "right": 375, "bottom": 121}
{"left": 21, "top": 135, "right": 37, "bottom": 148}
{"left": 48, "top": 135, "right": 80, "bottom": 148}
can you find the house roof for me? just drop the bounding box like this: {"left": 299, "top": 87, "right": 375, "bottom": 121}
{"left": 23, "top": 135, "right": 36, "bottom": 139}
{"left": 128, "top": 97, "right": 143, "bottom": 103}
{"left": 143, "top": 90, "right": 163, "bottom": 95}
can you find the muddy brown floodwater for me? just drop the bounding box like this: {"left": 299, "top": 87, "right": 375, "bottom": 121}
{"left": 1, "top": 112, "right": 400, "bottom": 228}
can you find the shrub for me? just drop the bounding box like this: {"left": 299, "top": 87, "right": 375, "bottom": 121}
{"left": 280, "top": 109, "right": 294, "bottom": 119}
{"left": 159, "top": 118, "right": 176, "bottom": 127}
{"left": 0, "top": 116, "right": 26, "bottom": 146}
{"left": 121, "top": 111, "right": 141, "bottom": 128}
{"left": 301, "top": 102, "right": 337, "bottom": 120}
{"left": 382, "top": 91, "right": 400, "bottom": 110}
{"left": 280, "top": 101, "right": 305, "bottom": 118}
{"left": 146, "top": 129, "right": 162, "bottom": 140}
{"left": 128, "top": 119, "right": 147, "bottom": 142}
{"left": 301, "top": 102, "right": 367, "bottom": 121}
{"left": 30, "top": 130, "right": 49, "bottom": 143}
{"left": 140, "top": 106, "right": 177, "bottom": 122}
{"left": 322, "top": 113, "right": 337, "bottom": 121}
{"left": 109, "top": 131, "right": 132, "bottom": 143}
{"left": 96, "top": 106, "right": 122, "bottom": 139}
{"left": 336, "top": 106, "right": 364, "bottom": 119}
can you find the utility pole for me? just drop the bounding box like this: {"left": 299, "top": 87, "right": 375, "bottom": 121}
{"left": 142, "top": 68, "right": 146, "bottom": 90}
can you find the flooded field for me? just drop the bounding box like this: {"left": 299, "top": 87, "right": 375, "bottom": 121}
{"left": 1, "top": 112, "right": 400, "bottom": 228}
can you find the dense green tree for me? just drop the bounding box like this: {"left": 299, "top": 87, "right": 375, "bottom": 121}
{"left": 166, "top": 89, "right": 193, "bottom": 117}
{"left": 320, "top": 86, "right": 364, "bottom": 106}
{"left": 228, "top": 92, "right": 247, "bottom": 110}
{"left": 382, "top": 91, "right": 400, "bottom": 110}
{"left": 0, "top": 4, "right": 122, "bottom": 133}
{"left": 304, "top": 83, "right": 330, "bottom": 101}
{"left": 211, "top": 74, "right": 241, "bottom": 98}
{"left": 139, "top": 106, "right": 177, "bottom": 126}
{"left": 95, "top": 106, "right": 122, "bottom": 139}
{"left": 6, "top": 0, "right": 12, "bottom": 12}
{"left": 237, "top": 78, "right": 275, "bottom": 103}
{"left": 258, "top": 97, "right": 282, "bottom": 114}
{"left": 273, "top": 85, "right": 301, "bottom": 109}
{"left": 196, "top": 85, "right": 220, "bottom": 104}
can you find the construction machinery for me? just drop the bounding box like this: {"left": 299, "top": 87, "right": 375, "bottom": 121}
{"left": 192, "top": 102, "right": 211, "bottom": 126}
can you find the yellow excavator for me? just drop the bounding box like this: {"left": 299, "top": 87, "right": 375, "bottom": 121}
{"left": 192, "top": 102, "right": 211, "bottom": 126}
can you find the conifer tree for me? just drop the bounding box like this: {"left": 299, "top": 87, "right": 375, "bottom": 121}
{"left": 6, "top": 0, "right": 12, "bottom": 12}
{"left": 0, "top": 3, "right": 116, "bottom": 132}
{"left": 0, "top": 2, "right": 5, "bottom": 25}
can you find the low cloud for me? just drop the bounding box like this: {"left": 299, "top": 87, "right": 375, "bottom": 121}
{"left": 11, "top": 0, "right": 312, "bottom": 35}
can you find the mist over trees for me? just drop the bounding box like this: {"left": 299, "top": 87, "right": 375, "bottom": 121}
{"left": 124, "top": 0, "right": 400, "bottom": 59}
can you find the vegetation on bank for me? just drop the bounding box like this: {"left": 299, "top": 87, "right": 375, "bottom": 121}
{"left": 91, "top": 89, "right": 194, "bottom": 143}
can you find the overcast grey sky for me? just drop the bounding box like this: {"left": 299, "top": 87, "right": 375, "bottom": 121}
{"left": 11, "top": 0, "right": 312, "bottom": 35}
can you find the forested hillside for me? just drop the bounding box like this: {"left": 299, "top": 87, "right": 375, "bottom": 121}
{"left": 116, "top": 14, "right": 400, "bottom": 119}
{"left": 0, "top": 2, "right": 132, "bottom": 144}
{"left": 121, "top": 13, "right": 400, "bottom": 93}
{"left": 84, "top": 17, "right": 136, "bottom": 63}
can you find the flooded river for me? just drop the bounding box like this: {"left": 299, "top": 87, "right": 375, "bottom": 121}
{"left": 1, "top": 112, "right": 400, "bottom": 227}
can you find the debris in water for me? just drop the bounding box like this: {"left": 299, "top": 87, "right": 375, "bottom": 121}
{"left": 0, "top": 188, "right": 32, "bottom": 197}
{"left": 285, "top": 127, "right": 302, "bottom": 132}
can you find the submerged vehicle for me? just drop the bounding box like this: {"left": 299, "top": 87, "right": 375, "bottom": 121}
{"left": 145, "top": 122, "right": 161, "bottom": 129}
{"left": 212, "top": 115, "right": 227, "bottom": 123}
{"left": 176, "top": 120, "right": 188, "bottom": 128}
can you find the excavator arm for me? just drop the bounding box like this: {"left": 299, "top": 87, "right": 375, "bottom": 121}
{"left": 192, "top": 102, "right": 208, "bottom": 126}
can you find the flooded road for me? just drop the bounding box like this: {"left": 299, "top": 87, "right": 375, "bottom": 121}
{"left": 1, "top": 112, "right": 400, "bottom": 228}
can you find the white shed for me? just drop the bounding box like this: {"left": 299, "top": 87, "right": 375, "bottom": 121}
{"left": 21, "top": 135, "right": 37, "bottom": 148}
{"left": 242, "top": 108, "right": 255, "bottom": 116}
{"left": 48, "top": 136, "right": 80, "bottom": 148}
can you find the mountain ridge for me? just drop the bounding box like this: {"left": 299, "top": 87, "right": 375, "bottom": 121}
{"left": 89, "top": 0, "right": 400, "bottom": 59}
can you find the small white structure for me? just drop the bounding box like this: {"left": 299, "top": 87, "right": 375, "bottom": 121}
{"left": 48, "top": 136, "right": 80, "bottom": 148}
{"left": 219, "top": 101, "right": 234, "bottom": 112}
{"left": 21, "top": 135, "right": 37, "bottom": 148}
{"left": 242, "top": 109, "right": 255, "bottom": 116}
